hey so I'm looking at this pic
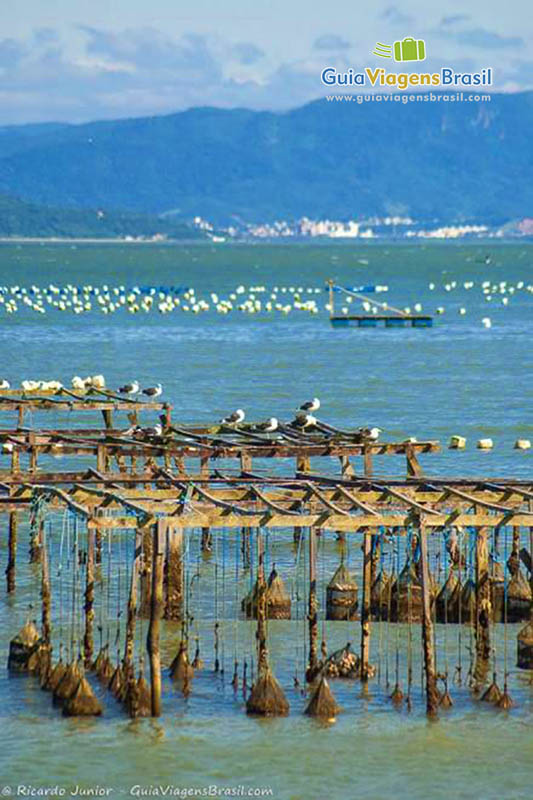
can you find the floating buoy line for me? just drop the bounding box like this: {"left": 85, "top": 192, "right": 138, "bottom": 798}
{"left": 0, "top": 277, "right": 529, "bottom": 325}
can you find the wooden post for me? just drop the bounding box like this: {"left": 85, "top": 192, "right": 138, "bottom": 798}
{"left": 96, "top": 444, "right": 106, "bottom": 474}
{"left": 294, "top": 458, "right": 309, "bottom": 544}
{"left": 124, "top": 529, "right": 142, "bottom": 669}
{"left": 363, "top": 445, "right": 373, "bottom": 478}
{"left": 200, "top": 455, "right": 209, "bottom": 478}
{"left": 83, "top": 529, "right": 95, "bottom": 666}
{"left": 29, "top": 519, "right": 43, "bottom": 563}
{"left": 29, "top": 432, "right": 38, "bottom": 472}
{"left": 147, "top": 519, "right": 165, "bottom": 717}
{"left": 101, "top": 409, "right": 113, "bottom": 430}
{"left": 256, "top": 529, "right": 268, "bottom": 673}
{"left": 405, "top": 445, "right": 423, "bottom": 477}
{"left": 240, "top": 451, "right": 252, "bottom": 474}
{"left": 530, "top": 525, "right": 533, "bottom": 620}
{"left": 328, "top": 280, "right": 334, "bottom": 318}
{"left": 297, "top": 455, "right": 310, "bottom": 475}
{"left": 474, "top": 526, "right": 491, "bottom": 688}
{"left": 419, "top": 519, "right": 439, "bottom": 716}
{"left": 340, "top": 455, "right": 355, "bottom": 478}
{"left": 164, "top": 526, "right": 183, "bottom": 621}
{"left": 360, "top": 528, "right": 372, "bottom": 681}
{"left": 241, "top": 527, "right": 251, "bottom": 569}
{"left": 41, "top": 526, "right": 51, "bottom": 646}
{"left": 140, "top": 521, "right": 154, "bottom": 616}
{"left": 307, "top": 526, "right": 318, "bottom": 679}
{"left": 11, "top": 447, "right": 20, "bottom": 473}
{"left": 201, "top": 527, "right": 212, "bottom": 552}
{"left": 6, "top": 510, "right": 17, "bottom": 593}
{"left": 95, "top": 529, "right": 102, "bottom": 565}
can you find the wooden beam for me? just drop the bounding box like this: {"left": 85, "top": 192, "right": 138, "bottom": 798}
{"left": 164, "top": 526, "right": 183, "bottom": 621}
{"left": 360, "top": 529, "right": 372, "bottom": 681}
{"left": 147, "top": 518, "right": 165, "bottom": 716}
{"left": 41, "top": 525, "right": 51, "bottom": 646}
{"left": 6, "top": 510, "right": 17, "bottom": 593}
{"left": 419, "top": 520, "right": 439, "bottom": 716}
{"left": 307, "top": 526, "right": 318, "bottom": 680}
{"left": 256, "top": 529, "right": 268, "bottom": 673}
{"left": 124, "top": 529, "right": 142, "bottom": 669}
{"left": 83, "top": 529, "right": 95, "bottom": 666}
{"left": 473, "top": 526, "right": 491, "bottom": 689}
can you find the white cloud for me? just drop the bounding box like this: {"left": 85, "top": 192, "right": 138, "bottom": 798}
{"left": 0, "top": 22, "right": 530, "bottom": 124}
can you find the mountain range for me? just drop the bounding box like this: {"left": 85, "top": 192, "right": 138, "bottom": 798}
{"left": 0, "top": 91, "right": 532, "bottom": 231}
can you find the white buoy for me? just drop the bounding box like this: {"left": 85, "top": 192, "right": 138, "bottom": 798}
{"left": 477, "top": 438, "right": 493, "bottom": 450}
{"left": 449, "top": 435, "right": 466, "bottom": 449}
{"left": 481, "top": 317, "right": 492, "bottom": 328}
{"left": 514, "top": 439, "right": 531, "bottom": 450}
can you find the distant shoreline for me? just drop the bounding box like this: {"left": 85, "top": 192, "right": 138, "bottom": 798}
{"left": 0, "top": 235, "right": 530, "bottom": 246}
{"left": 0, "top": 236, "right": 204, "bottom": 244}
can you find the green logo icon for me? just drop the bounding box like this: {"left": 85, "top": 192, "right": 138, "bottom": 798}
{"left": 373, "top": 37, "right": 426, "bottom": 62}
{"left": 373, "top": 42, "right": 393, "bottom": 58}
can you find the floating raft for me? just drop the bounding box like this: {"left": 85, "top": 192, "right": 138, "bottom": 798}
{"left": 330, "top": 315, "right": 433, "bottom": 328}
{"left": 327, "top": 281, "right": 433, "bottom": 329}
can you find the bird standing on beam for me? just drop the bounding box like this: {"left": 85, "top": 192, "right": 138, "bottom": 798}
{"left": 299, "top": 397, "right": 320, "bottom": 412}
{"left": 221, "top": 409, "right": 245, "bottom": 424}
{"left": 118, "top": 380, "right": 140, "bottom": 395}
{"left": 142, "top": 383, "right": 163, "bottom": 398}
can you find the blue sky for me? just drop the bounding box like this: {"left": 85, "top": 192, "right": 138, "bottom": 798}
{"left": 1, "top": 0, "right": 531, "bottom": 123}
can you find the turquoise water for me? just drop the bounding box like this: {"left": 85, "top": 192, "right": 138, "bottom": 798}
{"left": 0, "top": 241, "right": 532, "bottom": 800}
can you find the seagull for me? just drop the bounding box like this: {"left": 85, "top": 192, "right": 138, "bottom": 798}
{"left": 120, "top": 425, "right": 141, "bottom": 437}
{"left": 256, "top": 417, "right": 278, "bottom": 433}
{"left": 0, "top": 379, "right": 10, "bottom": 389}
{"left": 142, "top": 383, "right": 162, "bottom": 398}
{"left": 292, "top": 413, "right": 317, "bottom": 429}
{"left": 91, "top": 374, "right": 106, "bottom": 389}
{"left": 221, "top": 409, "right": 245, "bottom": 424}
{"left": 142, "top": 424, "right": 163, "bottom": 437}
{"left": 299, "top": 397, "right": 320, "bottom": 412}
{"left": 118, "top": 380, "right": 140, "bottom": 395}
{"left": 71, "top": 376, "right": 85, "bottom": 390}
{"left": 358, "top": 426, "right": 382, "bottom": 441}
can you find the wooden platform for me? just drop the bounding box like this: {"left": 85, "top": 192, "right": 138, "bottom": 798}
{"left": 331, "top": 315, "right": 433, "bottom": 328}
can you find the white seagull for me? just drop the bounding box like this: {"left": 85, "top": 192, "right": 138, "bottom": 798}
{"left": 256, "top": 417, "right": 278, "bottom": 433}
{"left": 143, "top": 424, "right": 163, "bottom": 437}
{"left": 118, "top": 380, "right": 140, "bottom": 395}
{"left": 221, "top": 409, "right": 245, "bottom": 424}
{"left": 0, "top": 379, "right": 10, "bottom": 389}
{"left": 299, "top": 397, "right": 320, "bottom": 412}
{"left": 358, "top": 426, "right": 382, "bottom": 441}
{"left": 293, "top": 413, "right": 317, "bottom": 429}
{"left": 71, "top": 376, "right": 85, "bottom": 390}
{"left": 142, "top": 383, "right": 162, "bottom": 398}
{"left": 21, "top": 380, "right": 39, "bottom": 392}
{"left": 91, "top": 374, "right": 106, "bottom": 389}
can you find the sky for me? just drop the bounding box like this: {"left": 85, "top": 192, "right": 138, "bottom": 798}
{"left": 0, "top": 0, "right": 532, "bottom": 124}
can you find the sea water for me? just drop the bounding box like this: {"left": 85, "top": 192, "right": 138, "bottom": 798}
{"left": 0, "top": 240, "right": 532, "bottom": 800}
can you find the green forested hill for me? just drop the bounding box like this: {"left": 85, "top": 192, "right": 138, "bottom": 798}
{"left": 0, "top": 194, "right": 204, "bottom": 238}
{"left": 0, "top": 92, "right": 531, "bottom": 225}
